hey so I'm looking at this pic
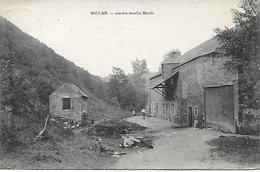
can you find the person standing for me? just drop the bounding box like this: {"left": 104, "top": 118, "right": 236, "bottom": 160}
{"left": 132, "top": 108, "right": 136, "bottom": 116}
{"left": 193, "top": 113, "right": 199, "bottom": 128}
{"left": 141, "top": 108, "right": 146, "bottom": 120}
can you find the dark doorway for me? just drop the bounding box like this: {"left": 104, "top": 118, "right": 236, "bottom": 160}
{"left": 188, "top": 107, "right": 193, "bottom": 127}
{"left": 166, "top": 103, "right": 171, "bottom": 121}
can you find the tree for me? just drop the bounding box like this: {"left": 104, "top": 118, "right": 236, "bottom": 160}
{"left": 130, "top": 58, "right": 149, "bottom": 109}
{"left": 107, "top": 67, "right": 129, "bottom": 108}
{"left": 215, "top": 0, "right": 260, "bottom": 122}
{"left": 130, "top": 58, "right": 149, "bottom": 91}
{"left": 215, "top": 0, "right": 260, "bottom": 70}
{"left": 1, "top": 51, "right": 38, "bottom": 117}
{"left": 107, "top": 59, "right": 150, "bottom": 110}
{"left": 131, "top": 58, "right": 149, "bottom": 75}
{"left": 0, "top": 51, "right": 40, "bottom": 148}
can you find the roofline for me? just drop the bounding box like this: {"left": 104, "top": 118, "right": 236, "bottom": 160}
{"left": 150, "top": 73, "right": 162, "bottom": 80}
{"left": 203, "top": 83, "right": 233, "bottom": 88}
{"left": 172, "top": 50, "right": 216, "bottom": 71}
{"left": 49, "top": 82, "right": 89, "bottom": 98}
{"left": 161, "top": 61, "right": 180, "bottom": 65}
{"left": 149, "top": 49, "right": 217, "bottom": 82}
{"left": 163, "top": 71, "right": 179, "bottom": 82}
{"left": 150, "top": 71, "right": 179, "bottom": 89}
{"left": 67, "top": 83, "right": 89, "bottom": 98}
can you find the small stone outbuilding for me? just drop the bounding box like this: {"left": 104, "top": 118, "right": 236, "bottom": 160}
{"left": 49, "top": 83, "right": 89, "bottom": 121}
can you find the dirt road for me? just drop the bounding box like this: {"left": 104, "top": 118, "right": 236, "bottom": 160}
{"left": 114, "top": 116, "right": 260, "bottom": 169}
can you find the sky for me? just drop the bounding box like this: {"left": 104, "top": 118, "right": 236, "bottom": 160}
{"left": 0, "top": 0, "right": 240, "bottom": 77}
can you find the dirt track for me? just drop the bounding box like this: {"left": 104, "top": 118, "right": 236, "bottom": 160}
{"left": 114, "top": 116, "right": 260, "bottom": 169}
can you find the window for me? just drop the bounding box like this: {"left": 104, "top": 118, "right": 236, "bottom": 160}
{"left": 62, "top": 98, "right": 71, "bottom": 110}
{"left": 171, "top": 79, "right": 174, "bottom": 84}
{"left": 194, "top": 106, "right": 198, "bottom": 117}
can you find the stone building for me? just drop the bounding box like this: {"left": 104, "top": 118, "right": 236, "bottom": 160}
{"left": 148, "top": 38, "right": 242, "bottom": 133}
{"left": 49, "top": 83, "right": 89, "bottom": 121}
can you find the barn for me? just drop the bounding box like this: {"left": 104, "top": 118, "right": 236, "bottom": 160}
{"left": 49, "top": 83, "right": 89, "bottom": 121}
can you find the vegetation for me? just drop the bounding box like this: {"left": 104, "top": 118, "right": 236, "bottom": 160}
{"left": 86, "top": 119, "right": 147, "bottom": 138}
{"left": 208, "top": 135, "right": 260, "bottom": 164}
{"left": 107, "top": 59, "right": 149, "bottom": 110}
{"left": 215, "top": 0, "right": 260, "bottom": 127}
{"left": 0, "top": 15, "right": 150, "bottom": 151}
{"left": 0, "top": 16, "right": 136, "bottom": 150}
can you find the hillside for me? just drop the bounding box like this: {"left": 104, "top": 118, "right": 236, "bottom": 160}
{"left": 0, "top": 16, "right": 130, "bottom": 149}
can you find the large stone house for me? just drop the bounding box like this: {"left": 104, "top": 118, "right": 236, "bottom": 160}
{"left": 148, "top": 38, "right": 259, "bottom": 133}
{"left": 49, "top": 83, "right": 89, "bottom": 121}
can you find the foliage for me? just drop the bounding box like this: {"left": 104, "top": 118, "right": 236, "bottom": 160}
{"left": 215, "top": 0, "right": 260, "bottom": 121}
{"left": 0, "top": 16, "right": 108, "bottom": 149}
{"left": 0, "top": 16, "right": 148, "bottom": 150}
{"left": 131, "top": 58, "right": 149, "bottom": 75}
{"left": 215, "top": 0, "right": 260, "bottom": 69}
{"left": 106, "top": 67, "right": 129, "bottom": 108}
{"left": 129, "top": 58, "right": 149, "bottom": 109}
{"left": 86, "top": 119, "right": 147, "bottom": 138}
{"left": 130, "top": 58, "right": 149, "bottom": 91}
{"left": 0, "top": 50, "right": 58, "bottom": 149}
{"left": 207, "top": 135, "right": 260, "bottom": 164}
{"left": 237, "top": 123, "right": 260, "bottom": 135}
{"left": 106, "top": 59, "right": 149, "bottom": 110}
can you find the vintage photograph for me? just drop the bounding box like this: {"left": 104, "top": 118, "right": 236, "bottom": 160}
{"left": 0, "top": 0, "right": 259, "bottom": 170}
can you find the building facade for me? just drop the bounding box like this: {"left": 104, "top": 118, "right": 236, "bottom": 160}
{"left": 148, "top": 38, "right": 242, "bottom": 133}
{"left": 49, "top": 83, "right": 89, "bottom": 121}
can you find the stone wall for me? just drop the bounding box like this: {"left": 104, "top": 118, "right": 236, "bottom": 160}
{"left": 150, "top": 75, "right": 165, "bottom": 120}
{"left": 149, "top": 54, "right": 241, "bottom": 131}
{"left": 148, "top": 52, "right": 258, "bottom": 134}
{"left": 49, "top": 84, "right": 88, "bottom": 121}
{"left": 175, "top": 55, "right": 239, "bottom": 132}
{"left": 162, "top": 63, "right": 179, "bottom": 79}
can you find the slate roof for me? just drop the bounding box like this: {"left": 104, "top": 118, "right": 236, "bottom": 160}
{"left": 176, "top": 37, "right": 219, "bottom": 63}
{"left": 149, "top": 37, "right": 219, "bottom": 82}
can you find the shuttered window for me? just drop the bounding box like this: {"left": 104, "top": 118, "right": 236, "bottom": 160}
{"left": 62, "top": 98, "right": 71, "bottom": 110}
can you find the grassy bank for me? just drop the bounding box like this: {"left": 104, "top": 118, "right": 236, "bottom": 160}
{"left": 207, "top": 135, "right": 260, "bottom": 165}
{"left": 0, "top": 114, "right": 149, "bottom": 169}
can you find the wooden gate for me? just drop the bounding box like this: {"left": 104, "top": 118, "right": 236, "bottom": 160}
{"left": 204, "top": 85, "right": 235, "bottom": 132}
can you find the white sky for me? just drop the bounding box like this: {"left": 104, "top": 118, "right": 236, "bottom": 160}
{"left": 0, "top": 0, "right": 240, "bottom": 77}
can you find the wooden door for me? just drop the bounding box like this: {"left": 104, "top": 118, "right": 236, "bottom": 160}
{"left": 170, "top": 103, "right": 174, "bottom": 122}
{"left": 204, "top": 85, "right": 235, "bottom": 132}
{"left": 166, "top": 103, "right": 171, "bottom": 121}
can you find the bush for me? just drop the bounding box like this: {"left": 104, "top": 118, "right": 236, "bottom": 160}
{"left": 45, "top": 121, "right": 73, "bottom": 141}
{"left": 238, "top": 123, "right": 260, "bottom": 135}
{"left": 85, "top": 119, "right": 147, "bottom": 138}
{"left": 1, "top": 124, "right": 22, "bottom": 151}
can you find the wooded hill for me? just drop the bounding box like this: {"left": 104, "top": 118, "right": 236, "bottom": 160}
{"left": 0, "top": 16, "right": 129, "bottom": 149}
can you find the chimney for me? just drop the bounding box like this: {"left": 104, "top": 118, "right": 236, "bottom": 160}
{"left": 161, "top": 49, "right": 181, "bottom": 79}
{"left": 166, "top": 49, "right": 181, "bottom": 59}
